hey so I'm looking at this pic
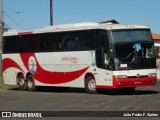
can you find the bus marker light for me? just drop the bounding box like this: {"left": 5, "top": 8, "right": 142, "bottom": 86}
{"left": 113, "top": 75, "right": 127, "bottom": 79}
{"left": 134, "top": 81, "right": 142, "bottom": 84}
{"left": 118, "top": 82, "right": 126, "bottom": 85}
{"left": 148, "top": 80, "right": 156, "bottom": 84}
{"left": 148, "top": 73, "right": 156, "bottom": 77}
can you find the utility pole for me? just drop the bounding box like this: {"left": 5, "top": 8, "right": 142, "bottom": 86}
{"left": 50, "top": 0, "right": 53, "bottom": 26}
{"left": 0, "top": 0, "right": 3, "bottom": 69}
{"left": 0, "top": 0, "right": 3, "bottom": 53}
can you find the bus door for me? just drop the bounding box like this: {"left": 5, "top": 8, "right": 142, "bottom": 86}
{"left": 95, "top": 47, "right": 113, "bottom": 86}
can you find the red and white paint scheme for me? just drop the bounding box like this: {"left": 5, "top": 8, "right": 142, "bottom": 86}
{"left": 2, "top": 21, "right": 157, "bottom": 94}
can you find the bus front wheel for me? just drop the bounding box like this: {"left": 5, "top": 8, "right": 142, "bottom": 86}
{"left": 27, "top": 75, "right": 36, "bottom": 91}
{"left": 18, "top": 75, "right": 27, "bottom": 91}
{"left": 85, "top": 76, "right": 97, "bottom": 94}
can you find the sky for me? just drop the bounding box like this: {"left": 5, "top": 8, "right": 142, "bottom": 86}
{"left": 3, "top": 0, "right": 160, "bottom": 33}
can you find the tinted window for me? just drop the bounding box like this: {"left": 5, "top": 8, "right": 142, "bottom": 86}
{"left": 96, "top": 30, "right": 109, "bottom": 48}
{"left": 81, "top": 30, "right": 95, "bottom": 50}
{"left": 53, "top": 33, "right": 65, "bottom": 51}
{"left": 39, "top": 33, "right": 53, "bottom": 52}
{"left": 3, "top": 30, "right": 98, "bottom": 53}
{"left": 3, "top": 33, "right": 54, "bottom": 53}
{"left": 3, "top": 36, "right": 18, "bottom": 53}
{"left": 65, "top": 31, "right": 81, "bottom": 51}
{"left": 111, "top": 29, "right": 152, "bottom": 43}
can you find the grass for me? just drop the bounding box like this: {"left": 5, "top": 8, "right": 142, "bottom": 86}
{"left": 0, "top": 76, "right": 10, "bottom": 89}
{"left": 0, "top": 77, "right": 8, "bottom": 89}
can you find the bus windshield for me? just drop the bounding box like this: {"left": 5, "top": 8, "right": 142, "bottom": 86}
{"left": 113, "top": 43, "right": 156, "bottom": 70}
{"left": 110, "top": 29, "right": 152, "bottom": 43}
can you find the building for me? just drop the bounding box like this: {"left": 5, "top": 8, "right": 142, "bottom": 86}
{"left": 152, "top": 33, "right": 160, "bottom": 59}
{"left": 152, "top": 33, "right": 160, "bottom": 76}
{"left": 152, "top": 33, "right": 160, "bottom": 79}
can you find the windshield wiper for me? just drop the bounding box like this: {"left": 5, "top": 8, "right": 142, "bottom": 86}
{"left": 128, "top": 49, "right": 138, "bottom": 70}
{"left": 119, "top": 50, "right": 135, "bottom": 60}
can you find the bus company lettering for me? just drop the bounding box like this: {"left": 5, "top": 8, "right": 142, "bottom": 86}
{"left": 62, "top": 57, "right": 78, "bottom": 64}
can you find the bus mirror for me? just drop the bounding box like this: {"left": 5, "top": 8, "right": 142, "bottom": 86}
{"left": 91, "top": 62, "right": 96, "bottom": 66}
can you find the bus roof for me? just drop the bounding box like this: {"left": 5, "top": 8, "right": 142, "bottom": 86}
{"left": 3, "top": 22, "right": 149, "bottom": 36}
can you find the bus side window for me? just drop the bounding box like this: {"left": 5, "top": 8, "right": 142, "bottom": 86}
{"left": 66, "top": 31, "right": 81, "bottom": 51}
{"left": 3, "top": 37, "right": 10, "bottom": 53}
{"left": 9, "top": 36, "right": 17, "bottom": 53}
{"left": 53, "top": 33, "right": 66, "bottom": 51}
{"left": 81, "top": 30, "right": 95, "bottom": 50}
{"left": 39, "top": 33, "right": 51, "bottom": 52}
{"left": 59, "top": 36, "right": 66, "bottom": 50}
{"left": 96, "top": 30, "right": 109, "bottom": 48}
{"left": 18, "top": 36, "right": 25, "bottom": 52}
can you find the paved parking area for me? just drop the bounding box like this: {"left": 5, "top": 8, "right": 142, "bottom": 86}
{"left": 0, "top": 83, "right": 160, "bottom": 120}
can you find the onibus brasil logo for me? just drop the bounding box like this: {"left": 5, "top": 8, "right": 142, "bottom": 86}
{"left": 28, "top": 56, "right": 37, "bottom": 74}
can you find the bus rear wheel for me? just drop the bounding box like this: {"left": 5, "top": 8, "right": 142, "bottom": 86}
{"left": 27, "top": 75, "right": 36, "bottom": 91}
{"left": 85, "top": 76, "right": 97, "bottom": 94}
{"left": 18, "top": 75, "right": 27, "bottom": 91}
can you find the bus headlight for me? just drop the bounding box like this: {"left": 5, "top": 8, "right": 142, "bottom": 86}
{"left": 113, "top": 75, "right": 127, "bottom": 79}
{"left": 148, "top": 73, "right": 156, "bottom": 77}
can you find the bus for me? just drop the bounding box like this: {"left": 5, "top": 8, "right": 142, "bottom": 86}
{"left": 2, "top": 21, "right": 157, "bottom": 94}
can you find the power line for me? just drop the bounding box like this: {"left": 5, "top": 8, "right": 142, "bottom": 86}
{"left": 4, "top": 12, "right": 43, "bottom": 30}
{"left": 4, "top": 11, "right": 26, "bottom": 30}
{"left": 4, "top": 23, "right": 11, "bottom": 29}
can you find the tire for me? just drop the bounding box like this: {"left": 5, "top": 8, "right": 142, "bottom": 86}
{"left": 85, "top": 75, "right": 97, "bottom": 94}
{"left": 27, "top": 75, "right": 36, "bottom": 91}
{"left": 18, "top": 75, "right": 27, "bottom": 91}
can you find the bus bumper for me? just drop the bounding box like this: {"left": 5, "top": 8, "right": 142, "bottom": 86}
{"left": 113, "top": 76, "right": 157, "bottom": 88}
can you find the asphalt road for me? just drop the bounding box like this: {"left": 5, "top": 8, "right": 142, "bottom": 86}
{"left": 0, "top": 83, "right": 160, "bottom": 120}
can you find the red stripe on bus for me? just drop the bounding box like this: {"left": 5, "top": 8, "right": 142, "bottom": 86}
{"left": 2, "top": 58, "right": 24, "bottom": 72}
{"left": 34, "top": 66, "right": 89, "bottom": 84}
{"left": 20, "top": 53, "right": 89, "bottom": 84}
{"left": 18, "top": 31, "right": 33, "bottom": 35}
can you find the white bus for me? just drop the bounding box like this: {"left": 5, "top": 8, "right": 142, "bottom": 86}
{"left": 2, "top": 21, "right": 157, "bottom": 94}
